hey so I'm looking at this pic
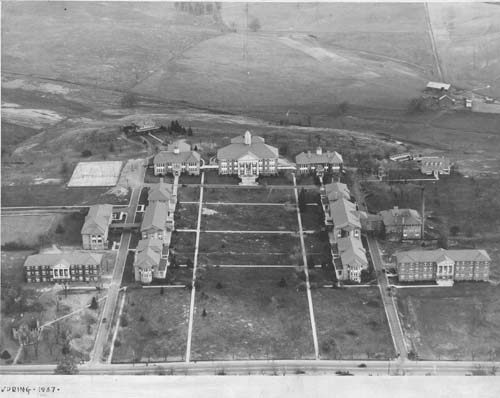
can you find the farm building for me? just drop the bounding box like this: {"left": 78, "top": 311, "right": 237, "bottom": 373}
{"left": 419, "top": 156, "right": 451, "bottom": 177}
{"left": 379, "top": 206, "right": 422, "bottom": 241}
{"left": 217, "top": 131, "right": 279, "bottom": 185}
{"left": 154, "top": 142, "right": 201, "bottom": 176}
{"left": 426, "top": 81, "right": 451, "bottom": 93}
{"left": 437, "top": 94, "right": 455, "bottom": 108}
{"left": 395, "top": 249, "right": 491, "bottom": 285}
{"left": 134, "top": 238, "right": 168, "bottom": 284}
{"left": 24, "top": 252, "right": 103, "bottom": 283}
{"left": 81, "top": 204, "right": 113, "bottom": 250}
{"left": 295, "top": 147, "right": 343, "bottom": 176}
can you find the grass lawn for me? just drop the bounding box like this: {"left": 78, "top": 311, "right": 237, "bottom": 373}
{"left": 112, "top": 287, "right": 191, "bottom": 363}
{"left": 203, "top": 173, "right": 240, "bottom": 185}
{"left": 303, "top": 233, "right": 332, "bottom": 265}
{"left": 191, "top": 268, "right": 315, "bottom": 360}
{"left": 179, "top": 174, "right": 201, "bottom": 184}
{"left": 1, "top": 212, "right": 85, "bottom": 250}
{"left": 313, "top": 287, "right": 395, "bottom": 360}
{"left": 1, "top": 184, "right": 130, "bottom": 207}
{"left": 198, "top": 232, "right": 302, "bottom": 266}
{"left": 203, "top": 186, "right": 296, "bottom": 203}
{"left": 174, "top": 203, "right": 199, "bottom": 230}
{"left": 177, "top": 186, "right": 200, "bottom": 202}
{"left": 169, "top": 232, "right": 196, "bottom": 265}
{"left": 300, "top": 204, "right": 324, "bottom": 231}
{"left": 397, "top": 283, "right": 500, "bottom": 361}
{"left": 200, "top": 204, "right": 298, "bottom": 231}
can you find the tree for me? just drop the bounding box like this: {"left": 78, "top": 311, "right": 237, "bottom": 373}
{"left": 90, "top": 297, "right": 98, "bottom": 310}
{"left": 81, "top": 149, "right": 92, "bottom": 158}
{"left": 121, "top": 93, "right": 138, "bottom": 108}
{"left": 437, "top": 233, "right": 449, "bottom": 249}
{"left": 450, "top": 225, "right": 460, "bottom": 237}
{"left": 307, "top": 255, "right": 315, "bottom": 269}
{"left": 55, "top": 224, "right": 65, "bottom": 234}
{"left": 160, "top": 287, "right": 164, "bottom": 295}
{"left": 248, "top": 17, "right": 261, "bottom": 32}
{"left": 186, "top": 259, "right": 194, "bottom": 268}
{"left": 278, "top": 277, "right": 287, "bottom": 288}
{"left": 60, "top": 161, "right": 70, "bottom": 178}
{"left": 187, "top": 127, "right": 193, "bottom": 136}
{"left": 202, "top": 308, "right": 207, "bottom": 317}
{"left": 216, "top": 282, "right": 223, "bottom": 289}
{"left": 54, "top": 356, "right": 79, "bottom": 374}
{"left": 298, "top": 188, "right": 307, "bottom": 213}
{"left": 109, "top": 143, "right": 115, "bottom": 153}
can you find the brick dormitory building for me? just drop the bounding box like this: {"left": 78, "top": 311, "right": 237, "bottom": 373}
{"left": 24, "top": 252, "right": 103, "bottom": 283}
{"left": 395, "top": 248, "right": 491, "bottom": 286}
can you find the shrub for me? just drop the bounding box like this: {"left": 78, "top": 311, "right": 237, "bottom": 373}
{"left": 121, "top": 93, "right": 138, "bottom": 108}
{"left": 139, "top": 315, "right": 145, "bottom": 322}
{"left": 248, "top": 17, "right": 261, "bottom": 32}
{"left": 114, "top": 340, "right": 121, "bottom": 347}
{"left": 215, "top": 282, "right": 223, "bottom": 289}
{"left": 120, "top": 315, "right": 128, "bottom": 327}
{"left": 81, "top": 149, "right": 92, "bottom": 158}
{"left": 55, "top": 224, "right": 65, "bottom": 234}
{"left": 89, "top": 297, "right": 98, "bottom": 310}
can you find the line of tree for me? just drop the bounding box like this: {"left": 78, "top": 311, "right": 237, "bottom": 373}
{"left": 161, "top": 120, "right": 193, "bottom": 136}
{"left": 174, "top": 2, "right": 221, "bottom": 16}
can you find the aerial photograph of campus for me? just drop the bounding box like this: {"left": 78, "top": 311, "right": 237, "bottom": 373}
{"left": 1, "top": 1, "right": 500, "bottom": 380}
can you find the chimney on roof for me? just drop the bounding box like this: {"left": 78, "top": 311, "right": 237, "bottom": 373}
{"left": 316, "top": 147, "right": 322, "bottom": 155}
{"left": 174, "top": 146, "right": 180, "bottom": 154}
{"left": 244, "top": 130, "right": 252, "bottom": 145}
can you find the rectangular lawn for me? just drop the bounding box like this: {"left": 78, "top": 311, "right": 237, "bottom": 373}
{"left": 191, "top": 268, "right": 315, "bottom": 360}
{"left": 203, "top": 187, "right": 295, "bottom": 203}
{"left": 200, "top": 204, "right": 298, "bottom": 231}
{"left": 198, "top": 232, "right": 302, "bottom": 266}
{"left": 112, "top": 288, "right": 191, "bottom": 363}
{"left": 313, "top": 287, "right": 395, "bottom": 360}
{"left": 397, "top": 284, "right": 500, "bottom": 361}
{"left": 174, "top": 203, "right": 199, "bottom": 230}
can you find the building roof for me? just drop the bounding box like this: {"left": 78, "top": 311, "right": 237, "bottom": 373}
{"left": 324, "top": 182, "right": 350, "bottom": 202}
{"left": 154, "top": 150, "right": 201, "bottom": 165}
{"left": 148, "top": 181, "right": 173, "bottom": 203}
{"left": 81, "top": 204, "right": 113, "bottom": 235}
{"left": 438, "top": 94, "right": 455, "bottom": 102}
{"left": 24, "top": 252, "right": 103, "bottom": 268}
{"left": 296, "top": 150, "right": 343, "bottom": 165}
{"left": 141, "top": 201, "right": 168, "bottom": 233}
{"left": 330, "top": 198, "right": 361, "bottom": 229}
{"left": 135, "top": 239, "right": 162, "bottom": 270}
{"left": 379, "top": 207, "right": 421, "bottom": 227}
{"left": 217, "top": 132, "right": 278, "bottom": 161}
{"left": 426, "top": 81, "right": 451, "bottom": 91}
{"left": 338, "top": 236, "right": 368, "bottom": 268}
{"left": 167, "top": 140, "right": 191, "bottom": 152}
{"left": 396, "top": 248, "right": 491, "bottom": 264}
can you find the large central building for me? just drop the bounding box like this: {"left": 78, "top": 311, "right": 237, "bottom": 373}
{"left": 217, "top": 131, "right": 279, "bottom": 185}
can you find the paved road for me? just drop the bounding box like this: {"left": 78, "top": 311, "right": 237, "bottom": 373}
{"left": 89, "top": 164, "right": 145, "bottom": 364}
{"left": 351, "top": 181, "right": 409, "bottom": 360}
{"left": 2, "top": 359, "right": 500, "bottom": 376}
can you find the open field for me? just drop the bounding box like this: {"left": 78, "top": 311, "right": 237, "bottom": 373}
{"left": 191, "top": 268, "right": 315, "bottom": 360}
{"left": 112, "top": 288, "right": 191, "bottom": 363}
{"left": 200, "top": 204, "right": 298, "bottom": 231}
{"left": 1, "top": 185, "right": 130, "bottom": 207}
{"left": 203, "top": 186, "right": 296, "bottom": 204}
{"left": 313, "top": 287, "right": 395, "bottom": 360}
{"left": 1, "top": 212, "right": 85, "bottom": 248}
{"left": 174, "top": 203, "right": 199, "bottom": 230}
{"left": 198, "top": 232, "right": 302, "bottom": 266}
{"left": 303, "top": 233, "right": 332, "bottom": 265}
{"left": 397, "top": 283, "right": 500, "bottom": 361}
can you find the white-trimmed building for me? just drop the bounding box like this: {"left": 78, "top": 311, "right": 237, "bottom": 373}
{"left": 134, "top": 238, "right": 168, "bottom": 284}
{"left": 154, "top": 142, "right": 201, "bottom": 176}
{"left": 217, "top": 131, "right": 279, "bottom": 184}
{"left": 81, "top": 204, "right": 113, "bottom": 250}
{"left": 295, "top": 147, "right": 343, "bottom": 175}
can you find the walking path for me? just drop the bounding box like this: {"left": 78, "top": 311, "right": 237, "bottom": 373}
{"left": 107, "top": 288, "right": 128, "bottom": 364}
{"left": 185, "top": 172, "right": 205, "bottom": 362}
{"left": 292, "top": 173, "right": 319, "bottom": 360}
{"left": 175, "top": 229, "right": 317, "bottom": 234}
